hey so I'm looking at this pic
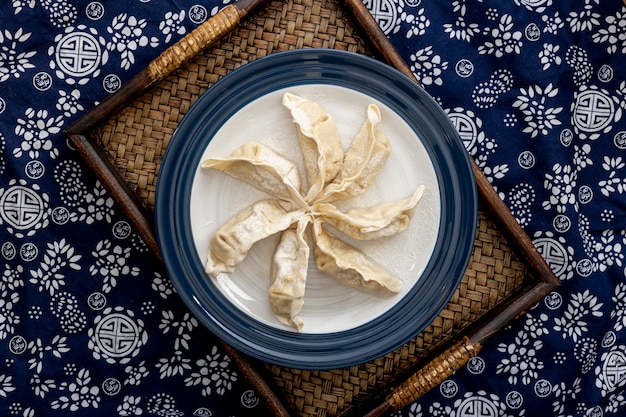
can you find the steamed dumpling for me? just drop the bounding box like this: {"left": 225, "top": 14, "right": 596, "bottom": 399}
{"left": 206, "top": 199, "right": 305, "bottom": 276}
{"left": 314, "top": 185, "right": 425, "bottom": 240}
{"left": 319, "top": 104, "right": 391, "bottom": 202}
{"left": 312, "top": 220, "right": 402, "bottom": 294}
{"left": 282, "top": 93, "right": 344, "bottom": 201}
{"left": 268, "top": 217, "right": 311, "bottom": 331}
{"left": 201, "top": 141, "right": 304, "bottom": 204}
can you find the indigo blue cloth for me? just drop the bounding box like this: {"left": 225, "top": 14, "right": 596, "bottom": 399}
{"left": 0, "top": 1, "right": 269, "bottom": 416}
{"left": 1, "top": 0, "right": 626, "bottom": 416}
{"left": 365, "top": 0, "right": 626, "bottom": 416}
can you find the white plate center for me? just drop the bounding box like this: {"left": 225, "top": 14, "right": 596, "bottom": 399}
{"left": 189, "top": 84, "right": 441, "bottom": 334}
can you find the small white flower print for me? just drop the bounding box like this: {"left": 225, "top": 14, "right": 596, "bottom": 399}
{"left": 56, "top": 89, "right": 84, "bottom": 118}
{"left": 552, "top": 378, "right": 582, "bottom": 415}
{"left": 539, "top": 43, "right": 561, "bottom": 70}
{"left": 146, "top": 393, "right": 183, "bottom": 417}
{"left": 409, "top": 46, "right": 448, "bottom": 86}
{"left": 51, "top": 368, "right": 101, "bottom": 411}
{"left": 592, "top": 9, "right": 626, "bottom": 54}
{"left": 159, "top": 10, "right": 187, "bottom": 43}
{"left": 513, "top": 83, "right": 563, "bottom": 139}
{"left": 0, "top": 28, "right": 36, "bottom": 82}
{"left": 444, "top": 1, "right": 480, "bottom": 42}
{"left": 542, "top": 163, "right": 577, "bottom": 213}
{"left": 89, "top": 239, "right": 139, "bottom": 293}
{"left": 567, "top": 3, "right": 601, "bottom": 33}
{"left": 156, "top": 351, "right": 191, "bottom": 379}
{"left": 184, "top": 346, "right": 238, "bottom": 396}
{"left": 30, "top": 373, "right": 56, "bottom": 398}
{"left": 27, "top": 335, "right": 71, "bottom": 374}
{"left": 611, "top": 283, "right": 626, "bottom": 331}
{"left": 118, "top": 395, "right": 143, "bottom": 416}
{"left": 478, "top": 14, "right": 523, "bottom": 57}
{"left": 12, "top": 0, "right": 36, "bottom": 15}
{"left": 0, "top": 373, "right": 16, "bottom": 397}
{"left": 553, "top": 290, "right": 604, "bottom": 342}
{"left": 13, "top": 108, "right": 63, "bottom": 159}
{"left": 573, "top": 144, "right": 593, "bottom": 172}
{"left": 77, "top": 181, "right": 115, "bottom": 224}
{"left": 523, "top": 313, "right": 549, "bottom": 339}
{"left": 606, "top": 391, "right": 626, "bottom": 413}
{"left": 599, "top": 156, "right": 626, "bottom": 197}
{"left": 403, "top": 8, "right": 430, "bottom": 39}
{"left": 159, "top": 310, "right": 197, "bottom": 351}
{"left": 542, "top": 12, "right": 564, "bottom": 34}
{"left": 107, "top": 14, "right": 158, "bottom": 70}
{"left": 152, "top": 272, "right": 176, "bottom": 299}
{"left": 124, "top": 361, "right": 149, "bottom": 386}
{"left": 29, "top": 239, "right": 82, "bottom": 296}
{"left": 496, "top": 331, "right": 544, "bottom": 385}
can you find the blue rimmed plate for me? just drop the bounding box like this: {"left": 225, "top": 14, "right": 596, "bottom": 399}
{"left": 155, "top": 49, "right": 477, "bottom": 369}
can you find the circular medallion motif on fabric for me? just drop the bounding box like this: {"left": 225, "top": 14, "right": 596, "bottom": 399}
{"left": 363, "top": 0, "right": 398, "bottom": 35}
{"left": 572, "top": 89, "right": 614, "bottom": 134}
{"left": 88, "top": 307, "right": 147, "bottom": 364}
{"left": 189, "top": 5, "right": 208, "bottom": 24}
{"left": 448, "top": 111, "right": 478, "bottom": 150}
{"left": 614, "top": 131, "right": 626, "bottom": 149}
{"left": 596, "top": 347, "right": 626, "bottom": 395}
{"left": 506, "top": 391, "right": 523, "bottom": 409}
{"left": 532, "top": 237, "right": 569, "bottom": 277}
{"left": 457, "top": 396, "right": 498, "bottom": 417}
{"left": 0, "top": 185, "right": 44, "bottom": 231}
{"left": 534, "top": 379, "right": 552, "bottom": 397}
{"left": 440, "top": 380, "right": 459, "bottom": 398}
{"left": 54, "top": 31, "right": 102, "bottom": 77}
{"left": 86, "top": 2, "right": 105, "bottom": 20}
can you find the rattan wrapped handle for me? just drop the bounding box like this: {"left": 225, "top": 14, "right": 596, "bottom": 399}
{"left": 149, "top": 5, "right": 240, "bottom": 81}
{"left": 365, "top": 337, "right": 480, "bottom": 417}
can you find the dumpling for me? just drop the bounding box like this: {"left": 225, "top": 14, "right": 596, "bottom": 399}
{"left": 268, "top": 217, "right": 311, "bottom": 331}
{"left": 314, "top": 185, "right": 425, "bottom": 240}
{"left": 205, "top": 199, "right": 306, "bottom": 277}
{"left": 312, "top": 220, "right": 402, "bottom": 294}
{"left": 319, "top": 104, "right": 391, "bottom": 202}
{"left": 282, "top": 93, "right": 344, "bottom": 201}
{"left": 201, "top": 141, "right": 304, "bottom": 204}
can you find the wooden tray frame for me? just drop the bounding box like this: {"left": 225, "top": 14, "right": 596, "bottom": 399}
{"left": 64, "top": 1, "right": 560, "bottom": 416}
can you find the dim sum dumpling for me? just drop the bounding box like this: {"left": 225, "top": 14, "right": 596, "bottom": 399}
{"left": 320, "top": 104, "right": 391, "bottom": 202}
{"left": 282, "top": 93, "right": 344, "bottom": 201}
{"left": 268, "top": 217, "right": 311, "bottom": 331}
{"left": 312, "top": 220, "right": 402, "bottom": 294}
{"left": 201, "top": 141, "right": 304, "bottom": 204}
{"left": 314, "top": 185, "right": 425, "bottom": 240}
{"left": 206, "top": 199, "right": 306, "bottom": 277}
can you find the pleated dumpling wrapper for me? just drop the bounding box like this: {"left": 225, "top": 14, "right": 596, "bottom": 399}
{"left": 312, "top": 220, "right": 403, "bottom": 294}
{"left": 268, "top": 217, "right": 312, "bottom": 331}
{"left": 201, "top": 141, "right": 305, "bottom": 204}
{"left": 313, "top": 185, "right": 425, "bottom": 240}
{"left": 205, "top": 199, "right": 305, "bottom": 276}
{"left": 282, "top": 92, "right": 344, "bottom": 202}
{"left": 201, "top": 92, "right": 425, "bottom": 331}
{"left": 318, "top": 103, "right": 391, "bottom": 203}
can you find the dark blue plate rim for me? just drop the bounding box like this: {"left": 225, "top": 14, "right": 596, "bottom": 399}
{"left": 155, "top": 49, "right": 477, "bottom": 369}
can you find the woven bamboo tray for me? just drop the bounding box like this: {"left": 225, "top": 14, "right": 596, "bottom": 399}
{"left": 65, "top": 1, "right": 559, "bottom": 416}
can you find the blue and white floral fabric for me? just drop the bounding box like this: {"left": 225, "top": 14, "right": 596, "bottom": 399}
{"left": 1, "top": 0, "right": 626, "bottom": 416}
{"left": 0, "top": 1, "right": 269, "bottom": 416}
{"left": 362, "top": 0, "right": 626, "bottom": 416}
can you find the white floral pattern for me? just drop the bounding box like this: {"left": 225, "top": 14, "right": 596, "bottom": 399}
{"left": 370, "top": 1, "right": 626, "bottom": 416}
{"left": 1, "top": 1, "right": 626, "bottom": 416}
{"left": 1, "top": 6, "right": 261, "bottom": 415}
